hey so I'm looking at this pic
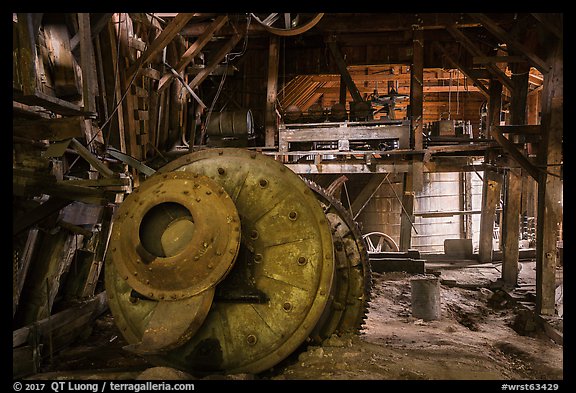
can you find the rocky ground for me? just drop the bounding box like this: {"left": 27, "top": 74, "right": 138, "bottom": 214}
{"left": 32, "top": 260, "right": 564, "bottom": 383}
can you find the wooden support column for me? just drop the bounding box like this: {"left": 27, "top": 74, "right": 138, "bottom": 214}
{"left": 265, "top": 35, "right": 279, "bottom": 147}
{"left": 478, "top": 166, "right": 503, "bottom": 262}
{"left": 339, "top": 75, "right": 347, "bottom": 106}
{"left": 399, "top": 172, "right": 415, "bottom": 251}
{"left": 78, "top": 13, "right": 103, "bottom": 148}
{"left": 479, "top": 79, "right": 503, "bottom": 262}
{"left": 500, "top": 53, "right": 529, "bottom": 287}
{"left": 411, "top": 27, "right": 424, "bottom": 150}
{"left": 536, "top": 38, "right": 563, "bottom": 316}
{"left": 502, "top": 168, "right": 522, "bottom": 287}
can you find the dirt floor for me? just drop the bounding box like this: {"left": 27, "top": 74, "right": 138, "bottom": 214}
{"left": 31, "top": 258, "right": 564, "bottom": 382}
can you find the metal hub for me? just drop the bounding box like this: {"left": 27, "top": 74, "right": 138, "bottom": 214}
{"left": 109, "top": 171, "right": 241, "bottom": 301}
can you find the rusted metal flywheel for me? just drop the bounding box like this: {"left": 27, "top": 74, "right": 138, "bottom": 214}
{"left": 105, "top": 148, "right": 371, "bottom": 375}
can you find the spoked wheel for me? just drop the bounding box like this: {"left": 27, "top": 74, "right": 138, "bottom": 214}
{"left": 250, "top": 13, "right": 324, "bottom": 36}
{"left": 362, "top": 231, "right": 399, "bottom": 254}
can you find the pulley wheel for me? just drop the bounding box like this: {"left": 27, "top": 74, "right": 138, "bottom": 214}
{"left": 132, "top": 148, "right": 335, "bottom": 375}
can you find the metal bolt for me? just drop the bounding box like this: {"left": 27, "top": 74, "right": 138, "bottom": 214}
{"left": 259, "top": 179, "right": 268, "bottom": 188}
{"left": 250, "top": 230, "right": 259, "bottom": 240}
{"left": 218, "top": 167, "right": 226, "bottom": 175}
{"left": 298, "top": 256, "right": 307, "bottom": 265}
{"left": 289, "top": 211, "right": 298, "bottom": 220}
{"left": 246, "top": 334, "right": 257, "bottom": 345}
{"left": 254, "top": 254, "right": 263, "bottom": 263}
{"left": 283, "top": 302, "right": 292, "bottom": 312}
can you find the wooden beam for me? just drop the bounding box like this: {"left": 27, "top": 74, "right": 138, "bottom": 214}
{"left": 13, "top": 196, "right": 72, "bottom": 236}
{"left": 326, "top": 38, "right": 363, "bottom": 103}
{"left": 78, "top": 13, "right": 98, "bottom": 114}
{"left": 530, "top": 13, "right": 563, "bottom": 41}
{"left": 494, "top": 125, "right": 541, "bottom": 135}
{"left": 127, "top": 13, "right": 197, "bottom": 77}
{"left": 13, "top": 291, "right": 108, "bottom": 350}
{"left": 265, "top": 35, "right": 279, "bottom": 147}
{"left": 535, "top": 39, "right": 563, "bottom": 316}
{"left": 16, "top": 13, "right": 40, "bottom": 96}
{"left": 350, "top": 173, "right": 388, "bottom": 220}
{"left": 433, "top": 42, "right": 489, "bottom": 98}
{"left": 478, "top": 166, "right": 503, "bottom": 263}
{"left": 473, "top": 55, "right": 527, "bottom": 64}
{"left": 469, "top": 13, "right": 550, "bottom": 74}
{"left": 157, "top": 15, "right": 228, "bottom": 93}
{"left": 446, "top": 25, "right": 513, "bottom": 91}
{"left": 69, "top": 138, "right": 116, "bottom": 178}
{"left": 411, "top": 27, "right": 424, "bottom": 150}
{"left": 399, "top": 172, "right": 415, "bottom": 251}
{"left": 13, "top": 116, "right": 86, "bottom": 141}
{"left": 13, "top": 229, "right": 40, "bottom": 317}
{"left": 490, "top": 127, "right": 539, "bottom": 180}
{"left": 186, "top": 32, "right": 242, "bottom": 92}
{"left": 70, "top": 13, "right": 113, "bottom": 51}
{"left": 501, "top": 168, "right": 521, "bottom": 287}
{"left": 14, "top": 90, "right": 89, "bottom": 117}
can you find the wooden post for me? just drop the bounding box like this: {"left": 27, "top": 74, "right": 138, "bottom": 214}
{"left": 502, "top": 168, "right": 522, "bottom": 286}
{"left": 536, "top": 37, "right": 563, "bottom": 316}
{"left": 265, "top": 35, "right": 279, "bottom": 147}
{"left": 339, "top": 75, "right": 347, "bottom": 106}
{"left": 399, "top": 172, "right": 415, "bottom": 251}
{"left": 478, "top": 166, "right": 503, "bottom": 263}
{"left": 478, "top": 79, "right": 503, "bottom": 262}
{"left": 411, "top": 27, "right": 424, "bottom": 150}
{"left": 500, "top": 54, "right": 529, "bottom": 287}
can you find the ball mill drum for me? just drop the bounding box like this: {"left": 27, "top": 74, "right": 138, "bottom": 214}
{"left": 105, "top": 148, "right": 372, "bottom": 376}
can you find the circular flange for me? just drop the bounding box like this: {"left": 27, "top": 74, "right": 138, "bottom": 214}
{"left": 108, "top": 171, "right": 241, "bottom": 301}
{"left": 113, "top": 148, "right": 335, "bottom": 375}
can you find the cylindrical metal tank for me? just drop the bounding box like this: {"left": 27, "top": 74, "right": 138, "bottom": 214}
{"left": 206, "top": 109, "right": 254, "bottom": 137}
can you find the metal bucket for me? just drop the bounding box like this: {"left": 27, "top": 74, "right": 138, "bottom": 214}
{"left": 410, "top": 276, "right": 441, "bottom": 321}
{"left": 206, "top": 109, "right": 254, "bottom": 137}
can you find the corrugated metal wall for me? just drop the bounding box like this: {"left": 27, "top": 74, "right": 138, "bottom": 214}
{"left": 412, "top": 173, "right": 461, "bottom": 253}
{"left": 357, "top": 169, "right": 485, "bottom": 254}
